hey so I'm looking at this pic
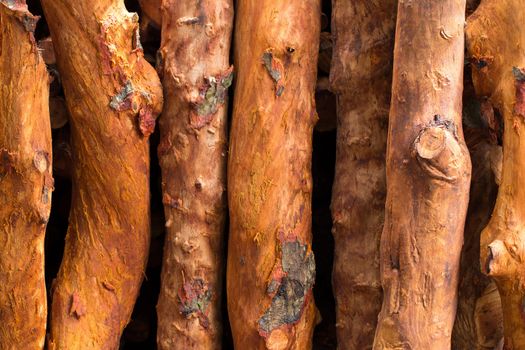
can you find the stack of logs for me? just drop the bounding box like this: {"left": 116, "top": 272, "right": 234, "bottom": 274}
{"left": 0, "top": 0, "right": 522, "bottom": 349}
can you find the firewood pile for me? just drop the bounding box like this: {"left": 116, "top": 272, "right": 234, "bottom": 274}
{"left": 1, "top": 0, "right": 520, "bottom": 349}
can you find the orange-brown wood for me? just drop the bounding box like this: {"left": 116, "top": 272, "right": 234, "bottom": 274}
{"left": 227, "top": 1, "right": 321, "bottom": 349}
{"left": 466, "top": 0, "right": 525, "bottom": 348}
{"left": 40, "top": 0, "right": 163, "bottom": 348}
{"left": 0, "top": 1, "right": 52, "bottom": 348}
{"left": 374, "top": 0, "right": 471, "bottom": 348}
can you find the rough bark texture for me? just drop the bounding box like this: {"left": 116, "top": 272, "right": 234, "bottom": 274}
{"left": 452, "top": 137, "right": 503, "bottom": 350}
{"left": 40, "top": 0, "right": 163, "bottom": 348}
{"left": 227, "top": 1, "right": 320, "bottom": 349}
{"left": 373, "top": 1, "right": 471, "bottom": 349}
{"left": 156, "top": 1, "right": 233, "bottom": 349}
{"left": 330, "top": 1, "right": 396, "bottom": 349}
{"left": 466, "top": 1, "right": 525, "bottom": 348}
{"left": 0, "top": 1, "right": 51, "bottom": 349}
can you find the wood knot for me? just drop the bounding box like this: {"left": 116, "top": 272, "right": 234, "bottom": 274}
{"left": 415, "top": 127, "right": 446, "bottom": 160}
{"left": 413, "top": 119, "right": 468, "bottom": 183}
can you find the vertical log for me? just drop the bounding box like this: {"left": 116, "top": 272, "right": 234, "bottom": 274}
{"left": 466, "top": 0, "right": 525, "bottom": 347}
{"left": 227, "top": 1, "right": 320, "bottom": 349}
{"left": 0, "top": 1, "right": 51, "bottom": 348}
{"left": 155, "top": 1, "right": 233, "bottom": 349}
{"left": 40, "top": 0, "right": 163, "bottom": 348}
{"left": 330, "top": 1, "right": 397, "bottom": 348}
{"left": 373, "top": 0, "right": 471, "bottom": 348}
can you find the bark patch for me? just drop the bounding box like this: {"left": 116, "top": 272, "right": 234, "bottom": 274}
{"left": 33, "top": 150, "right": 49, "bottom": 173}
{"left": 262, "top": 50, "right": 285, "bottom": 97}
{"left": 258, "top": 240, "right": 316, "bottom": 336}
{"left": 190, "top": 66, "right": 234, "bottom": 128}
{"left": 162, "top": 193, "right": 182, "bottom": 209}
{"left": 109, "top": 81, "right": 134, "bottom": 111}
{"left": 138, "top": 107, "right": 155, "bottom": 137}
{"left": 1, "top": 1, "right": 39, "bottom": 33}
{"left": 178, "top": 279, "right": 212, "bottom": 329}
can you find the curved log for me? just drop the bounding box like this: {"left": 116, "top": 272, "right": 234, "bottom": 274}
{"left": 40, "top": 0, "right": 163, "bottom": 348}
{"left": 466, "top": 0, "right": 525, "bottom": 347}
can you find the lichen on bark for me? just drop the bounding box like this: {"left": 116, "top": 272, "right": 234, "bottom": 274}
{"left": 191, "top": 66, "right": 234, "bottom": 128}
{"left": 258, "top": 240, "right": 316, "bottom": 335}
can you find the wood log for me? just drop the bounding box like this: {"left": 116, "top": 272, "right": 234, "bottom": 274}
{"left": 330, "top": 1, "right": 397, "bottom": 348}
{"left": 373, "top": 0, "right": 472, "bottom": 348}
{"left": 466, "top": 0, "right": 525, "bottom": 347}
{"left": 138, "top": 0, "right": 161, "bottom": 28}
{"left": 40, "top": 0, "right": 163, "bottom": 347}
{"left": 0, "top": 1, "right": 52, "bottom": 348}
{"left": 227, "top": 1, "right": 321, "bottom": 349}
{"left": 452, "top": 137, "right": 503, "bottom": 350}
{"left": 155, "top": 0, "right": 233, "bottom": 348}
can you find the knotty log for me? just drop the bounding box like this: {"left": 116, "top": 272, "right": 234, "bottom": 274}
{"left": 40, "top": 0, "right": 163, "bottom": 348}
{"left": 156, "top": 1, "right": 233, "bottom": 349}
{"left": 330, "top": 1, "right": 397, "bottom": 348}
{"left": 373, "top": 0, "right": 472, "bottom": 348}
{"left": 466, "top": 0, "right": 525, "bottom": 347}
{"left": 227, "top": 1, "right": 321, "bottom": 349}
{"left": 0, "top": 1, "right": 52, "bottom": 348}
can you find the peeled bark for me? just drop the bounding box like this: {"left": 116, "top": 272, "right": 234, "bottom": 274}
{"left": 156, "top": 1, "right": 232, "bottom": 349}
{"left": 452, "top": 137, "right": 503, "bottom": 350}
{"left": 330, "top": 1, "right": 396, "bottom": 348}
{"left": 0, "top": 2, "right": 51, "bottom": 348}
{"left": 40, "top": 0, "right": 163, "bottom": 348}
{"left": 227, "top": 1, "right": 320, "bottom": 349}
{"left": 466, "top": 1, "right": 525, "bottom": 347}
{"left": 373, "top": 1, "right": 471, "bottom": 349}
